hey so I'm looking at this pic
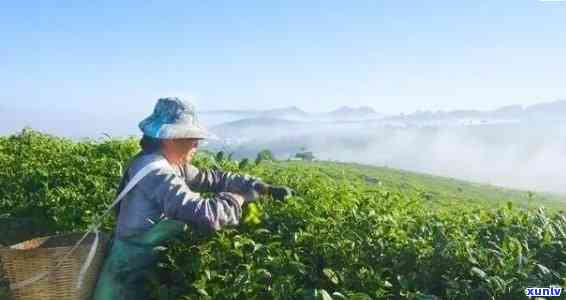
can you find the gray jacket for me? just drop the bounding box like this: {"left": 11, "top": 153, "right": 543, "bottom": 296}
{"left": 115, "top": 152, "right": 261, "bottom": 239}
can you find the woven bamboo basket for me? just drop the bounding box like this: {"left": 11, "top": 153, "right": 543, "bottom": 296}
{"left": 0, "top": 233, "right": 109, "bottom": 300}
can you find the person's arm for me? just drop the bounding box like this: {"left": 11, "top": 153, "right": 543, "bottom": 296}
{"left": 181, "top": 164, "right": 264, "bottom": 202}
{"left": 147, "top": 167, "right": 245, "bottom": 231}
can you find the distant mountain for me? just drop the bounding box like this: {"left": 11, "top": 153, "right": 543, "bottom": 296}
{"left": 494, "top": 105, "right": 523, "bottom": 115}
{"left": 203, "top": 106, "right": 309, "bottom": 121}
{"left": 203, "top": 106, "right": 308, "bottom": 116}
{"left": 386, "top": 100, "right": 566, "bottom": 123}
{"left": 214, "top": 117, "right": 301, "bottom": 128}
{"left": 328, "top": 106, "right": 378, "bottom": 118}
{"left": 203, "top": 105, "right": 384, "bottom": 122}
{"left": 203, "top": 109, "right": 257, "bottom": 115}
{"left": 263, "top": 106, "right": 309, "bottom": 117}
{"left": 211, "top": 117, "right": 305, "bottom": 138}
{"left": 320, "top": 106, "right": 383, "bottom": 121}
{"left": 525, "top": 100, "right": 566, "bottom": 117}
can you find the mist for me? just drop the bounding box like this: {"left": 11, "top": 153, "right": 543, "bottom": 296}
{"left": 2, "top": 103, "right": 566, "bottom": 195}
{"left": 211, "top": 119, "right": 566, "bottom": 195}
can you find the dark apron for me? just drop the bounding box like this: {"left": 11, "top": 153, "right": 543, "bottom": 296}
{"left": 93, "top": 219, "right": 186, "bottom": 300}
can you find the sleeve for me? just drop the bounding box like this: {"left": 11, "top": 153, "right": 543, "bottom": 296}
{"left": 181, "top": 164, "right": 263, "bottom": 202}
{"left": 146, "top": 167, "right": 244, "bottom": 231}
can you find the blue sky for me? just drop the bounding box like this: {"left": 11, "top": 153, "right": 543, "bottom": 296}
{"left": 1, "top": 0, "right": 565, "bottom": 115}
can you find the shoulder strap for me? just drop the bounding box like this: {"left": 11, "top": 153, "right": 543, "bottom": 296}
{"left": 111, "top": 158, "right": 169, "bottom": 211}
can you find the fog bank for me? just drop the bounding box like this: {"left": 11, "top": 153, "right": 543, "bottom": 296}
{"left": 214, "top": 120, "right": 566, "bottom": 195}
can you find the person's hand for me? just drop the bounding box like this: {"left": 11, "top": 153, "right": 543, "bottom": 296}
{"left": 252, "top": 181, "right": 271, "bottom": 196}
{"left": 252, "top": 181, "right": 295, "bottom": 201}
{"left": 269, "top": 186, "right": 294, "bottom": 202}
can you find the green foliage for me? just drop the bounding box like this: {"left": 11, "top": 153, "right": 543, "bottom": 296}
{"left": 256, "top": 149, "right": 275, "bottom": 165}
{"left": 303, "top": 161, "right": 566, "bottom": 212}
{"left": 0, "top": 129, "right": 139, "bottom": 232}
{"left": 1, "top": 129, "right": 565, "bottom": 299}
{"left": 239, "top": 158, "right": 251, "bottom": 171}
{"left": 215, "top": 150, "right": 234, "bottom": 163}
{"left": 295, "top": 151, "right": 315, "bottom": 161}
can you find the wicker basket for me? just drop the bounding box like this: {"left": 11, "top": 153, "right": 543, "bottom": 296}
{"left": 0, "top": 233, "right": 109, "bottom": 300}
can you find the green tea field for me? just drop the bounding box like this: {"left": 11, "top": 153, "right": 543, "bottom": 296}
{"left": 1, "top": 130, "right": 565, "bottom": 299}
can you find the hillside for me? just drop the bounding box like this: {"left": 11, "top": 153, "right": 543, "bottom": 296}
{"left": 278, "top": 161, "right": 566, "bottom": 212}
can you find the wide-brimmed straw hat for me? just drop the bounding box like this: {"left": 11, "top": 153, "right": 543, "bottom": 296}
{"left": 139, "top": 97, "right": 209, "bottom": 139}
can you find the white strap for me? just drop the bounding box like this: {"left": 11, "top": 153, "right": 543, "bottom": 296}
{"left": 102, "top": 158, "right": 169, "bottom": 219}
{"left": 10, "top": 158, "right": 169, "bottom": 290}
{"left": 76, "top": 228, "right": 99, "bottom": 290}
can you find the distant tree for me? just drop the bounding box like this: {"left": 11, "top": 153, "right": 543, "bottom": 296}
{"left": 295, "top": 151, "right": 315, "bottom": 161}
{"left": 255, "top": 149, "right": 274, "bottom": 164}
{"left": 215, "top": 151, "right": 225, "bottom": 162}
{"left": 239, "top": 158, "right": 250, "bottom": 170}
{"left": 214, "top": 150, "right": 234, "bottom": 161}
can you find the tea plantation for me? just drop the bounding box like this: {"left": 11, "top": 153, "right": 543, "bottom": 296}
{"left": 1, "top": 130, "right": 565, "bottom": 299}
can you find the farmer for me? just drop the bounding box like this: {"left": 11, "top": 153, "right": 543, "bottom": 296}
{"left": 93, "top": 97, "right": 293, "bottom": 299}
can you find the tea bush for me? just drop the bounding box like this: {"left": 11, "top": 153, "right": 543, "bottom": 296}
{"left": 0, "top": 130, "right": 564, "bottom": 299}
